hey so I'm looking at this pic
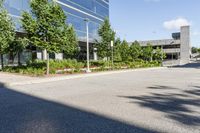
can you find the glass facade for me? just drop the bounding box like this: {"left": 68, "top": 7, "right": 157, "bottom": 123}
{"left": 4, "top": 0, "right": 109, "bottom": 42}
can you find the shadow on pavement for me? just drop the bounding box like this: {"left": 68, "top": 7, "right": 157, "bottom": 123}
{"left": 119, "top": 85, "right": 200, "bottom": 126}
{"left": 0, "top": 83, "right": 158, "bottom": 133}
{"left": 148, "top": 85, "right": 179, "bottom": 90}
{"left": 173, "top": 62, "right": 200, "bottom": 69}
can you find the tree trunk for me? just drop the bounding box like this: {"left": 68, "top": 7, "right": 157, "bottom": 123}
{"left": 0, "top": 54, "right": 4, "bottom": 70}
{"left": 46, "top": 53, "right": 50, "bottom": 75}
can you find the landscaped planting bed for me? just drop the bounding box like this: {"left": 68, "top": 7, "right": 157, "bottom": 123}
{"left": 1, "top": 59, "right": 161, "bottom": 76}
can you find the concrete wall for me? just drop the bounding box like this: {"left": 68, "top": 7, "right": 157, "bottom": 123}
{"left": 180, "top": 26, "right": 191, "bottom": 65}
{"left": 139, "top": 39, "right": 180, "bottom": 47}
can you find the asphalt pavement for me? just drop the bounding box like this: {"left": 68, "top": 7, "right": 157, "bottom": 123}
{"left": 0, "top": 65, "right": 200, "bottom": 133}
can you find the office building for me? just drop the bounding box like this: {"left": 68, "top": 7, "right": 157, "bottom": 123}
{"left": 3, "top": 0, "right": 109, "bottom": 61}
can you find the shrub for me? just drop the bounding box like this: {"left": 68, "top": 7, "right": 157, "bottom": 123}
{"left": 49, "top": 59, "right": 84, "bottom": 74}
{"left": 3, "top": 66, "right": 45, "bottom": 76}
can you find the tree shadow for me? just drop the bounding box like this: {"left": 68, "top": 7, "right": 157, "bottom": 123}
{"left": 173, "top": 62, "right": 200, "bottom": 69}
{"left": 193, "top": 86, "right": 200, "bottom": 89}
{"left": 119, "top": 85, "right": 200, "bottom": 126}
{"left": 148, "top": 85, "right": 178, "bottom": 90}
{"left": 184, "top": 86, "right": 200, "bottom": 96}
{"left": 0, "top": 83, "right": 158, "bottom": 133}
{"left": 185, "top": 89, "right": 200, "bottom": 96}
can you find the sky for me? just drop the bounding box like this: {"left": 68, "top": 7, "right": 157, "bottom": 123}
{"left": 109, "top": 0, "right": 200, "bottom": 47}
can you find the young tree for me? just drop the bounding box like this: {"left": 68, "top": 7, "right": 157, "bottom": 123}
{"left": 113, "top": 38, "right": 122, "bottom": 61}
{"left": 129, "top": 41, "right": 142, "bottom": 61}
{"left": 7, "top": 38, "right": 28, "bottom": 65}
{"left": 120, "top": 40, "right": 130, "bottom": 62}
{"left": 96, "top": 18, "right": 115, "bottom": 60}
{"left": 142, "top": 43, "right": 153, "bottom": 61}
{"left": 153, "top": 47, "right": 166, "bottom": 62}
{"left": 21, "top": 0, "right": 69, "bottom": 74}
{"left": 62, "top": 25, "right": 78, "bottom": 59}
{"left": 0, "top": 0, "right": 15, "bottom": 69}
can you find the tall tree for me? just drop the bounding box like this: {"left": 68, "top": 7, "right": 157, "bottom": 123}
{"left": 142, "top": 43, "right": 153, "bottom": 61}
{"left": 120, "top": 40, "right": 130, "bottom": 62}
{"left": 96, "top": 18, "right": 115, "bottom": 60}
{"left": 0, "top": 0, "right": 15, "bottom": 69}
{"left": 21, "top": 0, "right": 69, "bottom": 74}
{"left": 62, "top": 25, "right": 78, "bottom": 59}
{"left": 129, "top": 41, "right": 142, "bottom": 61}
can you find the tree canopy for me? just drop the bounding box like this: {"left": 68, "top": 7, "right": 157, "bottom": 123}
{"left": 21, "top": 0, "right": 67, "bottom": 53}
{"left": 129, "top": 41, "right": 142, "bottom": 60}
{"left": 0, "top": 0, "right": 15, "bottom": 69}
{"left": 142, "top": 43, "right": 153, "bottom": 61}
{"left": 153, "top": 47, "right": 166, "bottom": 62}
{"left": 113, "top": 38, "right": 122, "bottom": 61}
{"left": 120, "top": 40, "right": 130, "bottom": 62}
{"left": 96, "top": 18, "right": 115, "bottom": 59}
{"left": 62, "top": 25, "right": 78, "bottom": 59}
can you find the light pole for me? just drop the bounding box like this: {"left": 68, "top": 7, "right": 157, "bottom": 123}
{"left": 84, "top": 18, "right": 91, "bottom": 73}
{"left": 111, "top": 40, "right": 114, "bottom": 69}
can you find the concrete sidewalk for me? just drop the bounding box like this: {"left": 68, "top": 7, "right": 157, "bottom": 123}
{"left": 0, "top": 73, "right": 39, "bottom": 87}
{"left": 0, "top": 67, "right": 165, "bottom": 87}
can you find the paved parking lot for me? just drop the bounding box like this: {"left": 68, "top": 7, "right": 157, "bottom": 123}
{"left": 0, "top": 65, "right": 200, "bottom": 133}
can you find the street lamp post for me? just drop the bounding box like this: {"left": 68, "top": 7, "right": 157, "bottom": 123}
{"left": 84, "top": 18, "right": 91, "bottom": 73}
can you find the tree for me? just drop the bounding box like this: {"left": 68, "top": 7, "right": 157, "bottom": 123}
{"left": 119, "top": 40, "right": 130, "bottom": 62}
{"left": 0, "top": 0, "right": 15, "bottom": 69}
{"left": 21, "top": 0, "right": 69, "bottom": 74}
{"left": 96, "top": 18, "right": 115, "bottom": 60}
{"left": 129, "top": 41, "right": 142, "bottom": 61}
{"left": 153, "top": 47, "right": 166, "bottom": 62}
{"left": 62, "top": 25, "right": 78, "bottom": 59}
{"left": 191, "top": 47, "right": 199, "bottom": 54}
{"left": 142, "top": 43, "right": 153, "bottom": 61}
{"left": 7, "top": 37, "right": 28, "bottom": 65}
{"left": 113, "top": 38, "right": 122, "bottom": 61}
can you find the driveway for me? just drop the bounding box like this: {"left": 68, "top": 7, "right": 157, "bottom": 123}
{"left": 0, "top": 66, "right": 200, "bottom": 133}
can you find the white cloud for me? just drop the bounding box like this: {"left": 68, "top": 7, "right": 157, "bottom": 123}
{"left": 163, "top": 17, "right": 191, "bottom": 30}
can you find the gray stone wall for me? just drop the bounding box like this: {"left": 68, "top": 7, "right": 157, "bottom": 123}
{"left": 180, "top": 26, "right": 191, "bottom": 65}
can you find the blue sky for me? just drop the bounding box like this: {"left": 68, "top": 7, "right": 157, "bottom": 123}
{"left": 110, "top": 0, "right": 200, "bottom": 47}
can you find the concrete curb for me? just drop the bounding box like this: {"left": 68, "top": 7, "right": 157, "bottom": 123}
{"left": 3, "top": 67, "right": 166, "bottom": 87}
